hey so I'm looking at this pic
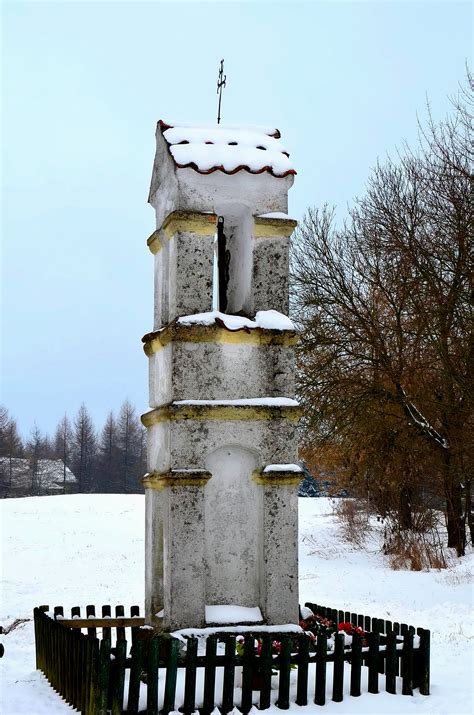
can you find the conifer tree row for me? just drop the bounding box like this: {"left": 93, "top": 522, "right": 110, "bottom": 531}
{"left": 0, "top": 401, "right": 147, "bottom": 496}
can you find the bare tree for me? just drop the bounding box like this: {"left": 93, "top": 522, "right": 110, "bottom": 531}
{"left": 292, "top": 77, "right": 473, "bottom": 556}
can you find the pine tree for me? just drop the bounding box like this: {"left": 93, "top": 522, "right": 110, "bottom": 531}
{"left": 0, "top": 406, "right": 23, "bottom": 495}
{"left": 97, "top": 412, "right": 120, "bottom": 492}
{"left": 117, "top": 400, "right": 141, "bottom": 493}
{"left": 54, "top": 414, "right": 72, "bottom": 493}
{"left": 72, "top": 404, "right": 97, "bottom": 492}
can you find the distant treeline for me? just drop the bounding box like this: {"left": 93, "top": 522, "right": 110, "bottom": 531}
{"left": 0, "top": 402, "right": 146, "bottom": 496}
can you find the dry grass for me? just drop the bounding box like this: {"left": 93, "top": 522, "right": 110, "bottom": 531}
{"left": 384, "top": 528, "right": 448, "bottom": 571}
{"left": 332, "top": 498, "right": 370, "bottom": 548}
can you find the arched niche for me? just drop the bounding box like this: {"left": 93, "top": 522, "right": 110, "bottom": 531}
{"left": 204, "top": 444, "right": 262, "bottom": 607}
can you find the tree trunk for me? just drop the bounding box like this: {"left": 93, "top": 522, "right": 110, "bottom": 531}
{"left": 465, "top": 477, "right": 474, "bottom": 546}
{"left": 399, "top": 486, "right": 413, "bottom": 530}
{"left": 445, "top": 472, "right": 465, "bottom": 557}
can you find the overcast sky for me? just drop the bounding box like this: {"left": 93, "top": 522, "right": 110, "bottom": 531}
{"left": 2, "top": 0, "right": 472, "bottom": 438}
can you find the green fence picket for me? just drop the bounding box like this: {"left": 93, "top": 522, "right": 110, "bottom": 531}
{"left": 146, "top": 637, "right": 160, "bottom": 715}
{"left": 296, "top": 634, "right": 309, "bottom": 706}
{"left": 402, "top": 631, "right": 414, "bottom": 696}
{"left": 418, "top": 629, "right": 430, "bottom": 696}
{"left": 110, "top": 638, "right": 127, "bottom": 715}
{"left": 259, "top": 635, "right": 273, "bottom": 711}
{"left": 385, "top": 630, "right": 397, "bottom": 694}
{"left": 240, "top": 634, "right": 255, "bottom": 714}
{"left": 183, "top": 637, "right": 198, "bottom": 715}
{"left": 368, "top": 631, "right": 379, "bottom": 694}
{"left": 314, "top": 633, "right": 327, "bottom": 706}
{"left": 202, "top": 636, "right": 217, "bottom": 715}
{"left": 350, "top": 631, "right": 362, "bottom": 697}
{"left": 221, "top": 636, "right": 236, "bottom": 714}
{"left": 276, "top": 635, "right": 291, "bottom": 710}
{"left": 96, "top": 637, "right": 111, "bottom": 715}
{"left": 162, "top": 637, "right": 179, "bottom": 715}
{"left": 332, "top": 632, "right": 344, "bottom": 702}
{"left": 127, "top": 638, "right": 144, "bottom": 713}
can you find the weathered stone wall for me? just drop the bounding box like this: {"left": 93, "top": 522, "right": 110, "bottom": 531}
{"left": 147, "top": 338, "right": 296, "bottom": 406}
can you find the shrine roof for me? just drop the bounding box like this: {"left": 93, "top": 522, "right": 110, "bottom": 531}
{"left": 157, "top": 120, "right": 296, "bottom": 178}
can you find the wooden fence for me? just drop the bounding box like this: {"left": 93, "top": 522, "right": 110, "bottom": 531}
{"left": 34, "top": 603, "right": 430, "bottom": 714}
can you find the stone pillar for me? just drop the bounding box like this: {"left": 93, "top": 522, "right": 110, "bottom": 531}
{"left": 147, "top": 211, "right": 216, "bottom": 327}
{"left": 252, "top": 216, "right": 297, "bottom": 315}
{"left": 256, "top": 468, "right": 301, "bottom": 624}
{"left": 143, "top": 470, "right": 211, "bottom": 629}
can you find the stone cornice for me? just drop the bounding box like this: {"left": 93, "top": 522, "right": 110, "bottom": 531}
{"left": 252, "top": 469, "right": 302, "bottom": 486}
{"left": 142, "top": 321, "right": 299, "bottom": 355}
{"left": 254, "top": 215, "right": 298, "bottom": 238}
{"left": 147, "top": 211, "right": 218, "bottom": 254}
{"left": 142, "top": 469, "right": 212, "bottom": 489}
{"left": 141, "top": 401, "right": 302, "bottom": 426}
{"left": 147, "top": 211, "right": 297, "bottom": 254}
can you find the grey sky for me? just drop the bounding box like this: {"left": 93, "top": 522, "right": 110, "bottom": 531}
{"left": 2, "top": 0, "right": 472, "bottom": 438}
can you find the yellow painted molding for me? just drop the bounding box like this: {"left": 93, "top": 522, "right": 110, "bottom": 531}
{"left": 252, "top": 469, "right": 302, "bottom": 486}
{"left": 147, "top": 212, "right": 217, "bottom": 254}
{"left": 162, "top": 211, "right": 217, "bottom": 240}
{"left": 254, "top": 216, "right": 298, "bottom": 238}
{"left": 141, "top": 402, "right": 302, "bottom": 427}
{"left": 142, "top": 322, "right": 299, "bottom": 355}
{"left": 142, "top": 470, "right": 212, "bottom": 489}
{"left": 147, "top": 230, "right": 162, "bottom": 255}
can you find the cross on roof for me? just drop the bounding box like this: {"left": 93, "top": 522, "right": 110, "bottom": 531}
{"left": 216, "top": 59, "right": 226, "bottom": 125}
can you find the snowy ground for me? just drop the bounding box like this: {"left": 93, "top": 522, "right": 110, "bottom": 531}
{"left": 0, "top": 495, "right": 472, "bottom": 714}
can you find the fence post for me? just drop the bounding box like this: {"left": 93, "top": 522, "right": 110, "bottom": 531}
{"left": 314, "top": 634, "right": 327, "bottom": 706}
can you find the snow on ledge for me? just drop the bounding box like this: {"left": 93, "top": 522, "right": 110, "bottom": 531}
{"left": 263, "top": 463, "right": 303, "bottom": 473}
{"left": 258, "top": 212, "right": 297, "bottom": 221}
{"left": 205, "top": 605, "right": 262, "bottom": 624}
{"left": 177, "top": 309, "right": 295, "bottom": 332}
{"left": 173, "top": 397, "right": 299, "bottom": 408}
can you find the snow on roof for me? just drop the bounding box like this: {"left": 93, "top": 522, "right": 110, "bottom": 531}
{"left": 0, "top": 458, "right": 77, "bottom": 492}
{"left": 158, "top": 120, "right": 296, "bottom": 178}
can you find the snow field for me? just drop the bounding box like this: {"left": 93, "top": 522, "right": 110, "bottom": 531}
{"left": 0, "top": 495, "right": 473, "bottom": 714}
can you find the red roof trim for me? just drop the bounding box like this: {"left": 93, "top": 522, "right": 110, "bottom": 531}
{"left": 173, "top": 160, "right": 296, "bottom": 178}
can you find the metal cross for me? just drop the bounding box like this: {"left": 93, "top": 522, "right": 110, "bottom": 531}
{"left": 216, "top": 59, "right": 226, "bottom": 124}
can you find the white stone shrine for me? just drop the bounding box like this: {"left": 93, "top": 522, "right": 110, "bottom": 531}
{"left": 142, "top": 121, "right": 302, "bottom": 631}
